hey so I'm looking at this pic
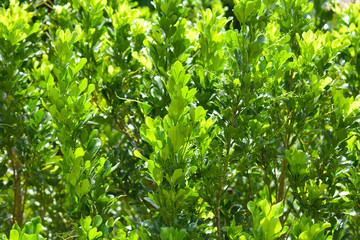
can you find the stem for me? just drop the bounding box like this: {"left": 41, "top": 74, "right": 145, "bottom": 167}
{"left": 289, "top": 70, "right": 293, "bottom": 92}
{"left": 216, "top": 157, "right": 228, "bottom": 238}
{"left": 262, "top": 149, "right": 272, "bottom": 204}
{"left": 216, "top": 207, "right": 221, "bottom": 238}
{"left": 278, "top": 133, "right": 288, "bottom": 203}
{"left": 274, "top": 159, "right": 278, "bottom": 201}
{"left": 21, "top": 155, "right": 31, "bottom": 215}
{"left": 217, "top": 138, "right": 233, "bottom": 235}
{"left": 285, "top": 208, "right": 301, "bottom": 238}
{"left": 278, "top": 131, "right": 291, "bottom": 225}
{"left": 122, "top": 196, "right": 138, "bottom": 222}
{"left": 277, "top": 157, "right": 286, "bottom": 203}
{"left": 13, "top": 156, "right": 23, "bottom": 226}
{"left": 247, "top": 168, "right": 253, "bottom": 201}
{"left": 21, "top": 172, "right": 29, "bottom": 214}
{"left": 8, "top": 143, "right": 23, "bottom": 226}
{"left": 41, "top": 184, "right": 63, "bottom": 221}
{"left": 112, "top": 110, "right": 140, "bottom": 150}
{"left": 283, "top": 196, "right": 295, "bottom": 224}
{"left": 283, "top": 184, "right": 291, "bottom": 202}
{"left": 11, "top": 154, "right": 16, "bottom": 225}
{"left": 94, "top": 96, "right": 140, "bottom": 150}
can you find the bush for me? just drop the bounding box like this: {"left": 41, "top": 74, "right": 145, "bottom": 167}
{"left": 0, "top": 0, "right": 359, "bottom": 239}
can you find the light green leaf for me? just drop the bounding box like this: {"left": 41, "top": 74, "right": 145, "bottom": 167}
{"left": 9, "top": 230, "right": 19, "bottom": 240}
{"left": 247, "top": 201, "right": 256, "bottom": 214}
{"left": 190, "top": 106, "right": 207, "bottom": 123}
{"left": 74, "top": 147, "right": 85, "bottom": 159}
{"left": 88, "top": 227, "right": 102, "bottom": 240}
{"left": 153, "top": 167, "right": 163, "bottom": 185}
{"left": 74, "top": 58, "right": 87, "bottom": 74}
{"left": 134, "top": 150, "right": 149, "bottom": 161}
{"left": 78, "top": 78, "right": 88, "bottom": 94}
{"left": 84, "top": 216, "right": 92, "bottom": 232}
{"left": 169, "top": 126, "right": 185, "bottom": 152}
{"left": 87, "top": 84, "right": 95, "bottom": 94}
{"left": 129, "top": 231, "right": 138, "bottom": 240}
{"left": 21, "top": 234, "right": 37, "bottom": 240}
{"left": 147, "top": 160, "right": 155, "bottom": 177}
{"left": 80, "top": 179, "right": 90, "bottom": 198}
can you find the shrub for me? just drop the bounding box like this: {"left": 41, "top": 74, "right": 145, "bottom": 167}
{"left": 0, "top": 0, "right": 359, "bottom": 239}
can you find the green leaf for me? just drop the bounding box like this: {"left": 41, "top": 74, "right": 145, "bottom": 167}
{"left": 147, "top": 160, "right": 155, "bottom": 177}
{"left": 74, "top": 58, "right": 87, "bottom": 74}
{"left": 168, "top": 126, "right": 185, "bottom": 152}
{"left": 153, "top": 167, "right": 163, "bottom": 185}
{"left": 79, "top": 179, "right": 90, "bottom": 198}
{"left": 134, "top": 150, "right": 149, "bottom": 161}
{"left": 160, "top": 227, "right": 187, "bottom": 240}
{"left": 106, "top": 217, "right": 114, "bottom": 228}
{"left": 147, "top": 160, "right": 162, "bottom": 184}
{"left": 22, "top": 234, "right": 37, "bottom": 240}
{"left": 247, "top": 201, "right": 256, "bottom": 215}
{"left": 74, "top": 147, "right": 85, "bottom": 159}
{"left": 84, "top": 216, "right": 92, "bottom": 232}
{"left": 171, "top": 169, "right": 183, "bottom": 185}
{"left": 170, "top": 61, "right": 186, "bottom": 85}
{"left": 186, "top": 166, "right": 197, "bottom": 176}
{"left": 129, "top": 231, "right": 138, "bottom": 240}
{"left": 9, "top": 230, "right": 19, "bottom": 240}
{"left": 144, "top": 195, "right": 160, "bottom": 209}
{"left": 93, "top": 215, "right": 102, "bottom": 228}
{"left": 190, "top": 106, "right": 207, "bottom": 123}
{"left": 46, "top": 70, "right": 54, "bottom": 90}
{"left": 78, "top": 78, "right": 88, "bottom": 94}
{"left": 88, "top": 227, "right": 102, "bottom": 240}
{"left": 23, "top": 217, "right": 42, "bottom": 234}
{"left": 87, "top": 138, "right": 101, "bottom": 156}
{"left": 88, "top": 84, "right": 95, "bottom": 94}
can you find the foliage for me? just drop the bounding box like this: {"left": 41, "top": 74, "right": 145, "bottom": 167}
{"left": 0, "top": 0, "right": 360, "bottom": 239}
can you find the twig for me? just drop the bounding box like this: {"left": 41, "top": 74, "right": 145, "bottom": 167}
{"left": 41, "top": 184, "right": 63, "bottom": 221}
{"left": 21, "top": 172, "right": 29, "bottom": 214}
{"left": 262, "top": 149, "right": 272, "bottom": 204}
{"left": 93, "top": 95, "right": 140, "bottom": 150}
{"left": 282, "top": 196, "right": 295, "bottom": 224}
{"left": 285, "top": 208, "right": 301, "bottom": 238}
